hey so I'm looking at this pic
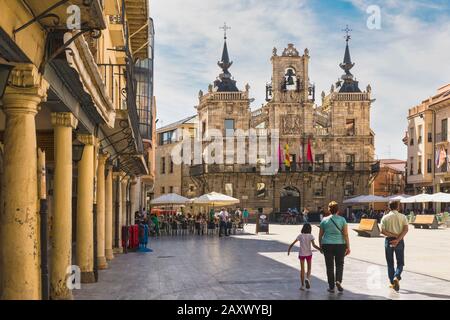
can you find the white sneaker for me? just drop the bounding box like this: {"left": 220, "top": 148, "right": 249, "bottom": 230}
{"left": 300, "top": 286, "right": 305, "bottom": 291}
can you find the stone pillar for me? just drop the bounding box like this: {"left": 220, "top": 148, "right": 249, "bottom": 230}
{"left": 121, "top": 176, "right": 129, "bottom": 226}
{"left": 76, "top": 134, "right": 95, "bottom": 283}
{"left": 50, "top": 112, "right": 78, "bottom": 300}
{"left": 105, "top": 165, "right": 114, "bottom": 260}
{"left": 130, "top": 176, "right": 139, "bottom": 225}
{"left": 113, "top": 172, "right": 124, "bottom": 253}
{"left": 96, "top": 152, "right": 109, "bottom": 269}
{"left": 0, "top": 64, "right": 48, "bottom": 300}
{"left": 436, "top": 183, "right": 441, "bottom": 214}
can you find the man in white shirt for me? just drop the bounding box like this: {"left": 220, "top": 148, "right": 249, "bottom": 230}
{"left": 380, "top": 201, "right": 409, "bottom": 292}
{"left": 235, "top": 208, "right": 242, "bottom": 219}
{"left": 219, "top": 208, "right": 229, "bottom": 237}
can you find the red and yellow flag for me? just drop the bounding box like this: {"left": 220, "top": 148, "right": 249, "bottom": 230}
{"left": 284, "top": 143, "right": 291, "bottom": 167}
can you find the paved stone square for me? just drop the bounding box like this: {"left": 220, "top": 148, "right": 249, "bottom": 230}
{"left": 74, "top": 224, "right": 450, "bottom": 300}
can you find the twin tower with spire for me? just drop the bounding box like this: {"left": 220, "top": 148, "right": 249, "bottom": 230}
{"left": 213, "top": 23, "right": 239, "bottom": 92}
{"left": 211, "top": 23, "right": 363, "bottom": 95}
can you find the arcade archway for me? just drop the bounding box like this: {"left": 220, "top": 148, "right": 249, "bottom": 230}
{"left": 280, "top": 186, "right": 300, "bottom": 213}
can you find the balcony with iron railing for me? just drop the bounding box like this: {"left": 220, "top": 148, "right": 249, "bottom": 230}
{"left": 189, "top": 161, "right": 377, "bottom": 176}
{"left": 436, "top": 132, "right": 448, "bottom": 146}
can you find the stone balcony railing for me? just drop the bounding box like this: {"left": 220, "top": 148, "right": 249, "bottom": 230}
{"left": 200, "top": 91, "right": 249, "bottom": 103}
{"left": 330, "top": 92, "right": 371, "bottom": 101}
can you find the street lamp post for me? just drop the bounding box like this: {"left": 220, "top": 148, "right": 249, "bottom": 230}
{"left": 37, "top": 149, "right": 49, "bottom": 300}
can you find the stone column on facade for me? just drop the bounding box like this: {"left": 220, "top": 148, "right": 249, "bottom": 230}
{"left": 113, "top": 172, "right": 124, "bottom": 254}
{"left": 141, "top": 180, "right": 146, "bottom": 211}
{"left": 0, "top": 64, "right": 48, "bottom": 300}
{"left": 130, "top": 176, "right": 139, "bottom": 225}
{"left": 96, "top": 152, "right": 109, "bottom": 269}
{"left": 50, "top": 112, "right": 78, "bottom": 300}
{"left": 121, "top": 175, "right": 129, "bottom": 227}
{"left": 76, "top": 134, "right": 95, "bottom": 283}
{"left": 435, "top": 183, "right": 441, "bottom": 214}
{"left": 105, "top": 165, "right": 114, "bottom": 260}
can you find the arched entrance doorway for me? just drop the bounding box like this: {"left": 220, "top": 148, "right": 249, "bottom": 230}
{"left": 280, "top": 186, "right": 300, "bottom": 213}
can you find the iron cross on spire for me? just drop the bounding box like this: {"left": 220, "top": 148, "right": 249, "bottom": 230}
{"left": 220, "top": 22, "right": 231, "bottom": 40}
{"left": 342, "top": 25, "right": 352, "bottom": 42}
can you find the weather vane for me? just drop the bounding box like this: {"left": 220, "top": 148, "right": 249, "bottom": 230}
{"left": 342, "top": 25, "right": 352, "bottom": 42}
{"left": 220, "top": 22, "right": 231, "bottom": 40}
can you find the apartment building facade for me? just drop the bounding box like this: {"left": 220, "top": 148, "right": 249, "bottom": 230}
{"left": 406, "top": 84, "right": 450, "bottom": 210}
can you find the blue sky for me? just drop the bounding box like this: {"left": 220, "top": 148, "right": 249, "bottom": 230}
{"left": 151, "top": 0, "right": 450, "bottom": 160}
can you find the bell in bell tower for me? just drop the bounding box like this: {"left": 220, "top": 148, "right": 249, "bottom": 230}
{"left": 267, "top": 44, "right": 312, "bottom": 103}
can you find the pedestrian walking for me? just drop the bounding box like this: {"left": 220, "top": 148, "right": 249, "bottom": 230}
{"left": 380, "top": 201, "right": 409, "bottom": 292}
{"left": 150, "top": 213, "right": 159, "bottom": 237}
{"left": 219, "top": 208, "right": 229, "bottom": 237}
{"left": 318, "top": 201, "right": 351, "bottom": 293}
{"left": 318, "top": 206, "right": 325, "bottom": 221}
{"left": 235, "top": 207, "right": 242, "bottom": 220}
{"left": 288, "top": 223, "right": 321, "bottom": 290}
{"left": 242, "top": 208, "right": 249, "bottom": 225}
{"left": 302, "top": 207, "right": 309, "bottom": 223}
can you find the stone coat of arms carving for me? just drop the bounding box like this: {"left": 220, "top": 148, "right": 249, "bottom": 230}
{"left": 281, "top": 114, "right": 301, "bottom": 135}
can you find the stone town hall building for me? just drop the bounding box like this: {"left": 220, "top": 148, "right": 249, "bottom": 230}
{"left": 158, "top": 32, "right": 379, "bottom": 215}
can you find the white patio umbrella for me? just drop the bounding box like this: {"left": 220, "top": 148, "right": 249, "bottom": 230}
{"left": 400, "top": 193, "right": 433, "bottom": 203}
{"left": 344, "top": 195, "right": 388, "bottom": 203}
{"left": 387, "top": 194, "right": 412, "bottom": 201}
{"left": 343, "top": 195, "right": 367, "bottom": 204}
{"left": 359, "top": 195, "right": 389, "bottom": 203}
{"left": 193, "top": 192, "right": 240, "bottom": 207}
{"left": 150, "top": 193, "right": 190, "bottom": 206}
{"left": 428, "top": 192, "right": 450, "bottom": 203}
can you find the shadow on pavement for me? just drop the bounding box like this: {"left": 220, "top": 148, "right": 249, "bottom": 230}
{"left": 75, "top": 232, "right": 388, "bottom": 300}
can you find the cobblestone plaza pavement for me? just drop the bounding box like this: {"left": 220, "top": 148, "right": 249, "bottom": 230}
{"left": 74, "top": 224, "right": 450, "bottom": 300}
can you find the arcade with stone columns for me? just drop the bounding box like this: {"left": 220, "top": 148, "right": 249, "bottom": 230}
{"left": 0, "top": 0, "right": 155, "bottom": 300}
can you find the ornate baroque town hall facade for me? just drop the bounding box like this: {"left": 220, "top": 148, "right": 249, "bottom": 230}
{"left": 177, "top": 33, "right": 379, "bottom": 214}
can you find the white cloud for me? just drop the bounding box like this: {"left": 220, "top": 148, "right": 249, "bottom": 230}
{"left": 151, "top": 0, "right": 450, "bottom": 160}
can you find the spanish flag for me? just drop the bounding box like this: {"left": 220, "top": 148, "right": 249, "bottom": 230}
{"left": 307, "top": 138, "right": 314, "bottom": 163}
{"left": 284, "top": 143, "right": 291, "bottom": 167}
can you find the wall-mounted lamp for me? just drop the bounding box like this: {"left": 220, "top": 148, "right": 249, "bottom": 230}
{"left": 72, "top": 138, "right": 85, "bottom": 163}
{"left": 0, "top": 58, "right": 14, "bottom": 100}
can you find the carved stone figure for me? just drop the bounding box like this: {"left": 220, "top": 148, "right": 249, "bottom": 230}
{"left": 282, "top": 43, "right": 299, "bottom": 57}
{"left": 272, "top": 47, "right": 277, "bottom": 56}
{"left": 198, "top": 90, "right": 203, "bottom": 98}
{"left": 281, "top": 115, "right": 301, "bottom": 134}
